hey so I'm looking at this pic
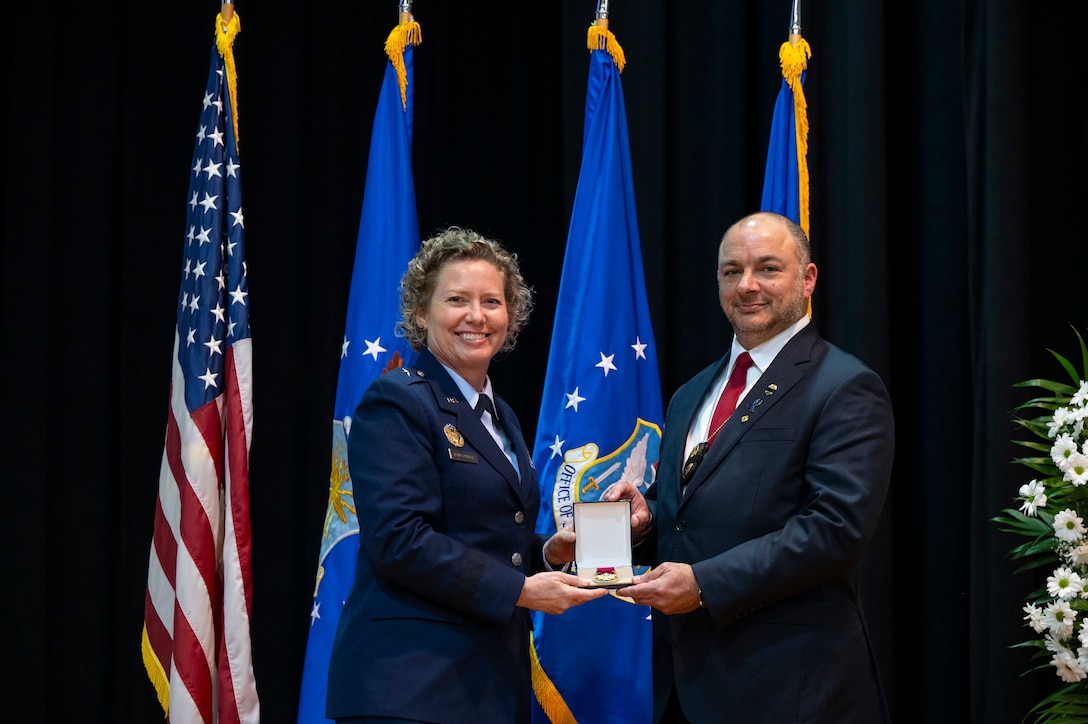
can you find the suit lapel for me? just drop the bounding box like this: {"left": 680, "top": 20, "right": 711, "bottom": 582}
{"left": 667, "top": 359, "right": 728, "bottom": 508}
{"left": 679, "top": 326, "right": 818, "bottom": 506}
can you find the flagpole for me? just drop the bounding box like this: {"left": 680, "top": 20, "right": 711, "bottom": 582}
{"left": 783, "top": 0, "right": 811, "bottom": 316}
{"left": 782, "top": 0, "right": 809, "bottom": 240}
{"left": 222, "top": 2, "right": 234, "bottom": 27}
{"left": 399, "top": 0, "right": 412, "bottom": 24}
{"left": 595, "top": 0, "right": 608, "bottom": 29}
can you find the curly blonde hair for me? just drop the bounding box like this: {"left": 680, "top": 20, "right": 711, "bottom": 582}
{"left": 397, "top": 227, "right": 534, "bottom": 353}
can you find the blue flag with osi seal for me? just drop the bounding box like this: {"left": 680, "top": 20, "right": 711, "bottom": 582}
{"left": 295, "top": 18, "right": 422, "bottom": 724}
{"left": 529, "top": 23, "right": 661, "bottom": 724}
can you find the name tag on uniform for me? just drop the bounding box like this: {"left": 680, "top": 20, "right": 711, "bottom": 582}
{"left": 448, "top": 449, "right": 479, "bottom": 464}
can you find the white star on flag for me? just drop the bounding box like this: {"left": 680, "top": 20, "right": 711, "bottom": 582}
{"left": 363, "top": 338, "right": 386, "bottom": 360}
{"left": 596, "top": 352, "right": 617, "bottom": 376}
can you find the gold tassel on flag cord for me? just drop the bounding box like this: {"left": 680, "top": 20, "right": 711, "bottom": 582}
{"left": 216, "top": 5, "right": 242, "bottom": 149}
{"left": 587, "top": 26, "right": 626, "bottom": 73}
{"left": 530, "top": 632, "right": 578, "bottom": 724}
{"left": 783, "top": 2, "right": 812, "bottom": 318}
{"left": 386, "top": 12, "right": 422, "bottom": 111}
{"left": 779, "top": 35, "right": 811, "bottom": 238}
{"left": 588, "top": 0, "right": 625, "bottom": 73}
{"left": 141, "top": 626, "right": 170, "bottom": 714}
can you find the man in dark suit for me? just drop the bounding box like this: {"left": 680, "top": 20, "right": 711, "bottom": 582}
{"left": 605, "top": 212, "right": 894, "bottom": 723}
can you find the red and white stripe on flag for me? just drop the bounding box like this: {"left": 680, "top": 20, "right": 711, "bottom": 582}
{"left": 142, "top": 337, "right": 257, "bottom": 723}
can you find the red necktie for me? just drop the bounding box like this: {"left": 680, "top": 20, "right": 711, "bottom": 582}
{"left": 706, "top": 352, "right": 753, "bottom": 445}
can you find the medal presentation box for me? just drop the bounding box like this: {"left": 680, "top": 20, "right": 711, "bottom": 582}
{"left": 574, "top": 500, "right": 633, "bottom": 588}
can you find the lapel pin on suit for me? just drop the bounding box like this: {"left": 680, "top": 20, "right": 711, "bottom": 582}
{"left": 738, "top": 397, "right": 764, "bottom": 424}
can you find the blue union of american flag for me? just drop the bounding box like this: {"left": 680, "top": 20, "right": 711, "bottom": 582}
{"left": 143, "top": 16, "right": 259, "bottom": 723}
{"left": 175, "top": 66, "right": 251, "bottom": 412}
{"left": 171, "top": 64, "right": 252, "bottom": 415}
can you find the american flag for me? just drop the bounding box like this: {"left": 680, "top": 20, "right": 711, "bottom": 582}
{"left": 142, "top": 14, "right": 259, "bottom": 724}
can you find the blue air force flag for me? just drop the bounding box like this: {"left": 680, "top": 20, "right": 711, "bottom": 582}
{"left": 296, "top": 20, "right": 422, "bottom": 724}
{"left": 529, "top": 28, "right": 661, "bottom": 724}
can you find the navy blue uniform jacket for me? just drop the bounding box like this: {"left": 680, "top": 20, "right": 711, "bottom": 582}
{"left": 326, "top": 349, "right": 543, "bottom": 723}
{"left": 635, "top": 323, "right": 895, "bottom": 723}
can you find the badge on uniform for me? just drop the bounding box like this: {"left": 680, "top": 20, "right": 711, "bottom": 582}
{"left": 444, "top": 423, "right": 464, "bottom": 447}
{"left": 445, "top": 423, "right": 478, "bottom": 463}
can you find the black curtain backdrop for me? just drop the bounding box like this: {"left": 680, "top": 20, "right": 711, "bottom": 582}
{"left": 4, "top": 0, "right": 1085, "bottom": 721}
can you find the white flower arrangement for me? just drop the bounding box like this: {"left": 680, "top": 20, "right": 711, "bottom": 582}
{"left": 996, "top": 328, "right": 1088, "bottom": 721}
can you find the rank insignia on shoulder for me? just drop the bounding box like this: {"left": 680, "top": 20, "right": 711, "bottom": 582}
{"left": 444, "top": 424, "right": 465, "bottom": 448}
